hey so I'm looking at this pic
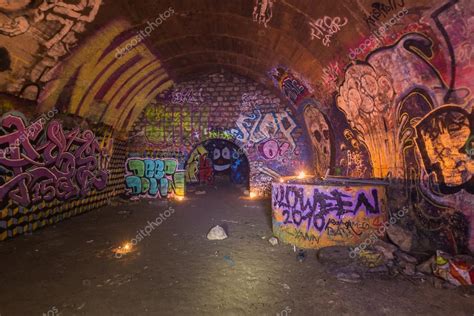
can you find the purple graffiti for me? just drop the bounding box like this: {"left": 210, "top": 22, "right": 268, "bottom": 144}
{"left": 0, "top": 114, "right": 108, "bottom": 207}
{"left": 273, "top": 185, "right": 380, "bottom": 233}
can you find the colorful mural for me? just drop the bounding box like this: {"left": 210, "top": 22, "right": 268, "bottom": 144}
{"left": 269, "top": 67, "right": 311, "bottom": 110}
{"left": 125, "top": 158, "right": 185, "bottom": 198}
{"left": 127, "top": 73, "right": 311, "bottom": 198}
{"left": 0, "top": 0, "right": 103, "bottom": 101}
{"left": 0, "top": 112, "right": 108, "bottom": 208}
{"left": 143, "top": 100, "right": 210, "bottom": 149}
{"left": 0, "top": 108, "right": 124, "bottom": 241}
{"left": 38, "top": 20, "right": 173, "bottom": 132}
{"left": 272, "top": 182, "right": 388, "bottom": 249}
{"left": 296, "top": 0, "right": 474, "bottom": 252}
{"left": 185, "top": 139, "right": 249, "bottom": 186}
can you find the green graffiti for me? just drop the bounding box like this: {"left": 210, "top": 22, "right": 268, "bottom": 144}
{"left": 465, "top": 134, "right": 474, "bottom": 159}
{"left": 125, "top": 158, "right": 185, "bottom": 198}
{"left": 128, "top": 159, "right": 145, "bottom": 177}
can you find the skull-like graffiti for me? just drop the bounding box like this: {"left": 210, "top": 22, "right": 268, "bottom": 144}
{"left": 303, "top": 105, "right": 333, "bottom": 177}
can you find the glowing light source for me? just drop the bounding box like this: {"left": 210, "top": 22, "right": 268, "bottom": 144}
{"left": 279, "top": 178, "right": 284, "bottom": 183}
{"left": 297, "top": 171, "right": 306, "bottom": 179}
{"left": 249, "top": 191, "right": 257, "bottom": 199}
{"left": 175, "top": 196, "right": 185, "bottom": 201}
{"left": 113, "top": 242, "right": 133, "bottom": 257}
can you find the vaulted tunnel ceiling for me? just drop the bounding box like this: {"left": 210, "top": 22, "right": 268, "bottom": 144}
{"left": 0, "top": 0, "right": 437, "bottom": 130}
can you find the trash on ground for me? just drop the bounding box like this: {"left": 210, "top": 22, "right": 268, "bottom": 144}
{"left": 207, "top": 225, "right": 228, "bottom": 240}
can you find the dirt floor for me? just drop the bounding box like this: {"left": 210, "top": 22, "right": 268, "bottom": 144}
{"left": 0, "top": 185, "right": 473, "bottom": 316}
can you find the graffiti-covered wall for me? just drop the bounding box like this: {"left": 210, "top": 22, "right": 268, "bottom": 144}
{"left": 0, "top": 105, "right": 126, "bottom": 240}
{"left": 128, "top": 71, "right": 312, "bottom": 196}
{"left": 300, "top": 0, "right": 474, "bottom": 253}
{"left": 272, "top": 182, "right": 388, "bottom": 249}
{"left": 125, "top": 158, "right": 185, "bottom": 198}
{"left": 185, "top": 139, "right": 250, "bottom": 186}
{"left": 0, "top": 0, "right": 103, "bottom": 101}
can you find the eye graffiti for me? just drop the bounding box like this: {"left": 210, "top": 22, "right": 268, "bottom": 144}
{"left": 212, "top": 145, "right": 232, "bottom": 172}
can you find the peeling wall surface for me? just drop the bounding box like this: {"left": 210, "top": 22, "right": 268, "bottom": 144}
{"left": 0, "top": 0, "right": 472, "bottom": 254}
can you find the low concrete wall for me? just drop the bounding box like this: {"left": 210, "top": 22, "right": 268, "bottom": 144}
{"left": 272, "top": 179, "right": 388, "bottom": 249}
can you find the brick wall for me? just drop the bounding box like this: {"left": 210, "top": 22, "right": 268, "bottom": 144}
{"left": 128, "top": 70, "right": 312, "bottom": 196}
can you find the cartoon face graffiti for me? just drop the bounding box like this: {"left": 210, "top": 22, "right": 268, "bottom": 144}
{"left": 211, "top": 145, "right": 232, "bottom": 172}
{"left": 415, "top": 106, "right": 474, "bottom": 194}
{"left": 187, "top": 139, "right": 249, "bottom": 185}
{"left": 304, "top": 105, "right": 334, "bottom": 177}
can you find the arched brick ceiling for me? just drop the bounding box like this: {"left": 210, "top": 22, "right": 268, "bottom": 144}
{"left": 86, "top": 0, "right": 432, "bottom": 95}
{"left": 0, "top": 0, "right": 434, "bottom": 130}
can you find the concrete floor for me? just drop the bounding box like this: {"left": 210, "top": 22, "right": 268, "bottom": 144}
{"left": 0, "top": 185, "right": 473, "bottom": 316}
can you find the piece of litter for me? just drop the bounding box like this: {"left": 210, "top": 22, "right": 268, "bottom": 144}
{"left": 221, "top": 220, "right": 239, "bottom": 224}
{"left": 281, "top": 283, "right": 290, "bottom": 290}
{"left": 297, "top": 249, "right": 306, "bottom": 262}
{"left": 86, "top": 240, "right": 94, "bottom": 243}
{"left": 223, "top": 255, "right": 235, "bottom": 267}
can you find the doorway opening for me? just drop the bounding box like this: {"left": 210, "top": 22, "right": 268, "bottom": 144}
{"left": 185, "top": 139, "right": 250, "bottom": 190}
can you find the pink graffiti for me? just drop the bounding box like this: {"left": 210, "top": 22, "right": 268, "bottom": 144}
{"left": 0, "top": 114, "right": 108, "bottom": 207}
{"left": 258, "top": 139, "right": 291, "bottom": 160}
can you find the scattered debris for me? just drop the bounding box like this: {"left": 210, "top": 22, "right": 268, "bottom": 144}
{"left": 281, "top": 283, "right": 290, "bottom": 290}
{"left": 433, "top": 251, "right": 474, "bottom": 286}
{"left": 243, "top": 204, "right": 259, "bottom": 209}
{"left": 416, "top": 256, "right": 435, "bottom": 274}
{"left": 373, "top": 239, "right": 398, "bottom": 260}
{"left": 207, "top": 225, "right": 228, "bottom": 240}
{"left": 77, "top": 303, "right": 86, "bottom": 310}
{"left": 358, "top": 249, "right": 387, "bottom": 268}
{"left": 336, "top": 271, "right": 362, "bottom": 283}
{"left": 223, "top": 255, "right": 235, "bottom": 267}
{"left": 395, "top": 250, "right": 418, "bottom": 264}
{"left": 221, "top": 219, "right": 239, "bottom": 224}
{"left": 86, "top": 240, "right": 94, "bottom": 244}
{"left": 297, "top": 249, "right": 306, "bottom": 263}
{"left": 268, "top": 237, "right": 279, "bottom": 246}
{"left": 386, "top": 225, "right": 413, "bottom": 252}
{"left": 195, "top": 190, "right": 206, "bottom": 195}
{"left": 401, "top": 263, "right": 416, "bottom": 276}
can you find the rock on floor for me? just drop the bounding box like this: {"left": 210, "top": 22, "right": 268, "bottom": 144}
{"left": 268, "top": 237, "right": 278, "bottom": 246}
{"left": 207, "top": 225, "right": 228, "bottom": 240}
{"left": 387, "top": 225, "right": 413, "bottom": 252}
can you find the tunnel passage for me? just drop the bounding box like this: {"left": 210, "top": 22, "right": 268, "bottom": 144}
{"left": 185, "top": 138, "right": 250, "bottom": 188}
{"left": 0, "top": 3, "right": 473, "bottom": 315}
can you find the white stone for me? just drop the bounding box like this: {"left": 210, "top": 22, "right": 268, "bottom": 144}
{"left": 269, "top": 237, "right": 279, "bottom": 246}
{"left": 207, "top": 225, "right": 228, "bottom": 240}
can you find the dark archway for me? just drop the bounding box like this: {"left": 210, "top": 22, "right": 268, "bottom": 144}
{"left": 185, "top": 138, "right": 250, "bottom": 188}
